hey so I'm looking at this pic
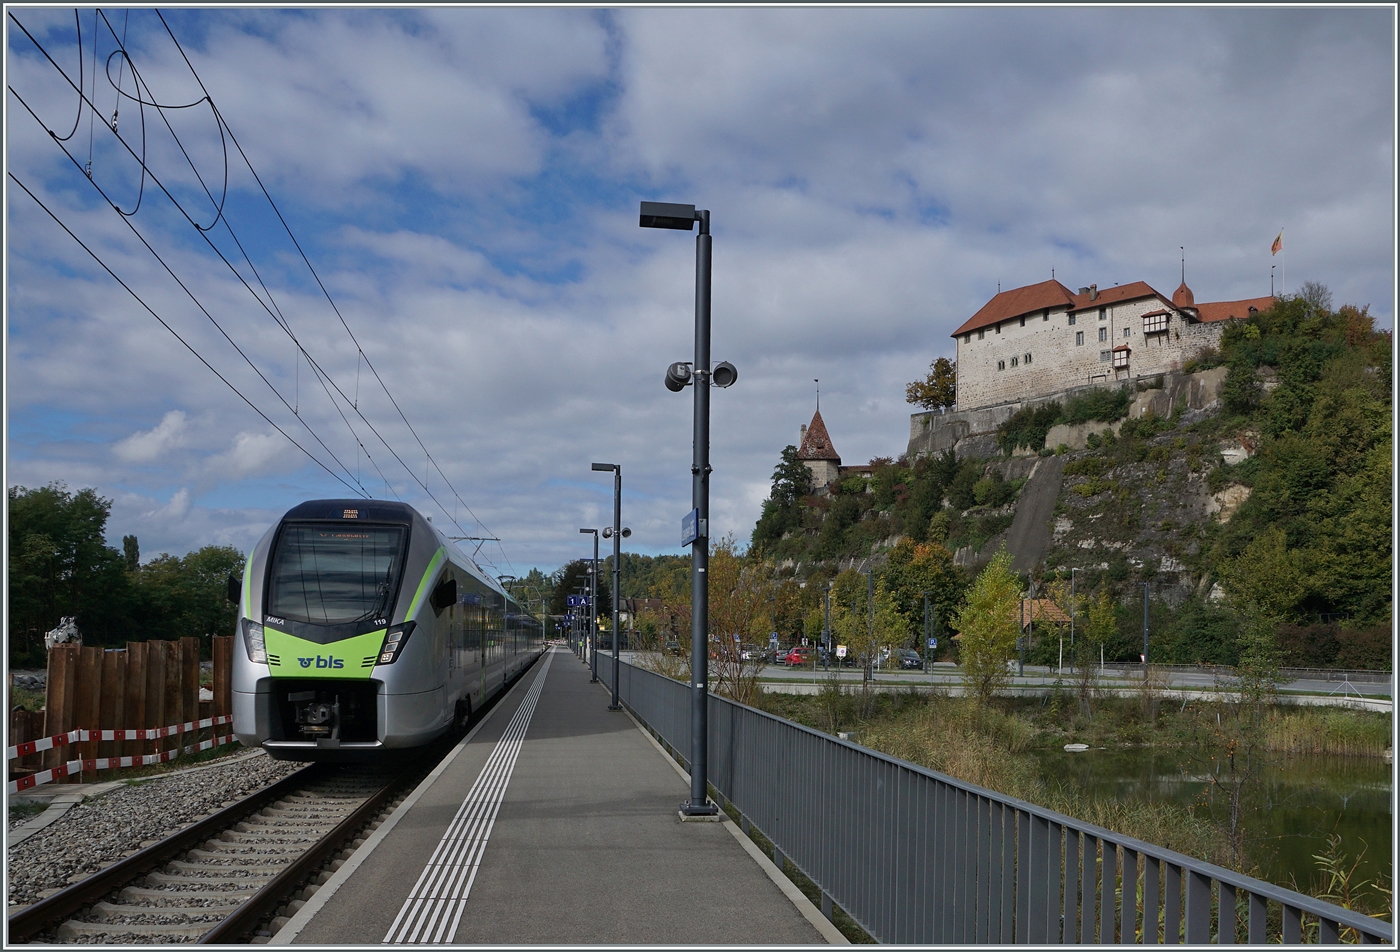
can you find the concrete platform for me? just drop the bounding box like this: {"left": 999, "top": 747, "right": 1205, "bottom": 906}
{"left": 274, "top": 647, "right": 840, "bottom": 945}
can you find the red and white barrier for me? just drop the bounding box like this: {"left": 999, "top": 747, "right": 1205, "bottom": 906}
{"left": 6, "top": 717, "right": 237, "bottom": 794}
{"left": 7, "top": 715, "right": 233, "bottom": 761}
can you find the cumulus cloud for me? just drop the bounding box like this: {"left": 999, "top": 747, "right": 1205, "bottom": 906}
{"left": 113, "top": 411, "right": 190, "bottom": 463}
{"left": 5, "top": 7, "right": 1392, "bottom": 573}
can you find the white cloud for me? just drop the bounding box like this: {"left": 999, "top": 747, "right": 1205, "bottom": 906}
{"left": 5, "top": 7, "right": 1392, "bottom": 574}
{"left": 113, "top": 411, "right": 190, "bottom": 463}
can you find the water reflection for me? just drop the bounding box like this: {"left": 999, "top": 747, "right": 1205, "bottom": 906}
{"left": 1034, "top": 747, "right": 1392, "bottom": 892}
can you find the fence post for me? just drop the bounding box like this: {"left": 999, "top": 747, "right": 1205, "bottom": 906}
{"left": 181, "top": 636, "right": 199, "bottom": 746}
{"left": 77, "top": 646, "right": 103, "bottom": 762}
{"left": 144, "top": 641, "right": 167, "bottom": 758}
{"left": 99, "top": 649, "right": 126, "bottom": 760}
{"left": 43, "top": 644, "right": 79, "bottom": 772}
{"left": 162, "top": 640, "right": 181, "bottom": 755}
{"left": 212, "top": 635, "right": 232, "bottom": 720}
{"left": 126, "top": 642, "right": 148, "bottom": 761}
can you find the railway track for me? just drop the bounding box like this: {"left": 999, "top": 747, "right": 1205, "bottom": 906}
{"left": 9, "top": 760, "right": 417, "bottom": 944}
{"left": 8, "top": 655, "right": 540, "bottom": 945}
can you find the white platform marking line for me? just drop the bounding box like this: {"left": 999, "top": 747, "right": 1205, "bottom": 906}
{"left": 384, "top": 652, "right": 553, "bottom": 944}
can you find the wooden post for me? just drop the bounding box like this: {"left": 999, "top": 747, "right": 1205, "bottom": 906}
{"left": 181, "top": 637, "right": 200, "bottom": 750}
{"left": 99, "top": 649, "right": 126, "bottom": 760}
{"left": 144, "top": 641, "right": 166, "bottom": 758}
{"left": 43, "top": 644, "right": 79, "bottom": 771}
{"left": 77, "top": 646, "right": 103, "bottom": 761}
{"left": 162, "top": 640, "right": 181, "bottom": 755}
{"left": 212, "top": 635, "right": 233, "bottom": 721}
{"left": 126, "top": 642, "right": 148, "bottom": 761}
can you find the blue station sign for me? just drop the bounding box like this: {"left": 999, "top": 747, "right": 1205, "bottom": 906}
{"left": 681, "top": 508, "right": 700, "bottom": 547}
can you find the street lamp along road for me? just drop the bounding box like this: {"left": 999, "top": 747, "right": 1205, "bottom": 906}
{"left": 591, "top": 463, "right": 629, "bottom": 712}
{"left": 640, "top": 200, "right": 737, "bottom": 817}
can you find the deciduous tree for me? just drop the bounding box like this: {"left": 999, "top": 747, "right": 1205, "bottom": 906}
{"left": 906, "top": 356, "right": 957, "bottom": 410}
{"left": 954, "top": 549, "right": 1020, "bottom": 704}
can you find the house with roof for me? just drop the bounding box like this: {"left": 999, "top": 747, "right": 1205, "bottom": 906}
{"left": 796, "top": 407, "right": 872, "bottom": 494}
{"left": 951, "top": 278, "right": 1274, "bottom": 411}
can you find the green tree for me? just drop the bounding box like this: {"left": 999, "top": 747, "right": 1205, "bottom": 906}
{"left": 878, "top": 537, "right": 966, "bottom": 651}
{"left": 954, "top": 548, "right": 1021, "bottom": 704}
{"left": 751, "top": 445, "right": 815, "bottom": 554}
{"left": 548, "top": 559, "right": 611, "bottom": 618}
{"left": 7, "top": 483, "right": 132, "bottom": 663}
{"left": 906, "top": 356, "right": 957, "bottom": 410}
{"left": 1220, "top": 526, "right": 1306, "bottom": 619}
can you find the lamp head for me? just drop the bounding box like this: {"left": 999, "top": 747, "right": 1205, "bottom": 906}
{"left": 639, "top": 201, "right": 697, "bottom": 230}
{"left": 664, "top": 361, "right": 693, "bottom": 392}
{"left": 602, "top": 527, "right": 632, "bottom": 539}
{"left": 579, "top": 527, "right": 597, "bottom": 535}
{"left": 712, "top": 361, "right": 738, "bottom": 388}
{"left": 591, "top": 462, "right": 617, "bottom": 473}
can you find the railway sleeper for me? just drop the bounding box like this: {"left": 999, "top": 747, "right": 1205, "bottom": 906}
{"left": 144, "top": 870, "right": 278, "bottom": 887}
{"left": 120, "top": 884, "right": 261, "bottom": 904}
{"left": 163, "top": 860, "right": 288, "bottom": 876}
{"left": 184, "top": 849, "right": 299, "bottom": 864}
{"left": 215, "top": 830, "right": 320, "bottom": 845}
{"left": 57, "top": 920, "right": 215, "bottom": 941}
{"left": 89, "top": 900, "right": 243, "bottom": 919}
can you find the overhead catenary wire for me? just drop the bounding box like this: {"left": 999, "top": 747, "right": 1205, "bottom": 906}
{"left": 154, "top": 10, "right": 511, "bottom": 574}
{"left": 8, "top": 170, "right": 367, "bottom": 499}
{"left": 10, "top": 11, "right": 400, "bottom": 504}
{"left": 13, "top": 10, "right": 510, "bottom": 573}
{"left": 10, "top": 79, "right": 371, "bottom": 501}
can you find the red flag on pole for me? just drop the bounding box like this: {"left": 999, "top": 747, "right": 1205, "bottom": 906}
{"left": 1271, "top": 231, "right": 1283, "bottom": 256}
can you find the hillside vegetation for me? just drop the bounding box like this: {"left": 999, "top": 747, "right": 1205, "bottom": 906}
{"left": 740, "top": 287, "right": 1391, "bottom": 668}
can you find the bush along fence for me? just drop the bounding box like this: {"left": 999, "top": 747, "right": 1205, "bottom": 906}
{"left": 6, "top": 635, "right": 235, "bottom": 791}
{"left": 596, "top": 657, "right": 1391, "bottom": 945}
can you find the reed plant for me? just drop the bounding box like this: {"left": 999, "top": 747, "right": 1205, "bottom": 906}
{"left": 1261, "top": 708, "right": 1391, "bottom": 757}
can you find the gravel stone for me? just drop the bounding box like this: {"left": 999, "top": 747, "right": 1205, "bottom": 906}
{"left": 6, "top": 751, "right": 300, "bottom": 907}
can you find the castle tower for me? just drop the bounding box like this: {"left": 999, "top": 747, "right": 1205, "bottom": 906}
{"left": 797, "top": 409, "right": 841, "bottom": 489}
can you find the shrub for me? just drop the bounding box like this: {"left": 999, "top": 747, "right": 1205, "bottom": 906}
{"left": 1086, "top": 432, "right": 1102, "bottom": 450}
{"left": 997, "top": 403, "right": 1063, "bottom": 454}
{"left": 1062, "top": 387, "right": 1132, "bottom": 425}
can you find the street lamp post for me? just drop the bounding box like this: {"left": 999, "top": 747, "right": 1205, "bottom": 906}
{"left": 1142, "top": 581, "right": 1150, "bottom": 678}
{"left": 592, "top": 463, "right": 630, "bottom": 712}
{"left": 641, "top": 200, "right": 737, "bottom": 817}
{"left": 921, "top": 592, "right": 930, "bottom": 673}
{"left": 580, "top": 529, "right": 600, "bottom": 681}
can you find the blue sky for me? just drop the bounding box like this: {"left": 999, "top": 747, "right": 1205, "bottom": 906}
{"left": 5, "top": 6, "right": 1395, "bottom": 578}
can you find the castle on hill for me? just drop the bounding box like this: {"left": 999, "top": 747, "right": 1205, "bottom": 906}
{"left": 796, "top": 408, "right": 870, "bottom": 494}
{"left": 952, "top": 278, "right": 1273, "bottom": 411}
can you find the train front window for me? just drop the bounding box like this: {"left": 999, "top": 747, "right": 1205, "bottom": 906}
{"left": 267, "top": 524, "right": 407, "bottom": 625}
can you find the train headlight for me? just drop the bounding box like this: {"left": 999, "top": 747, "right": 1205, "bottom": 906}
{"left": 377, "top": 621, "right": 417, "bottom": 665}
{"left": 242, "top": 619, "right": 267, "bottom": 664}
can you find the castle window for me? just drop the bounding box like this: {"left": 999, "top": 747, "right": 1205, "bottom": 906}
{"left": 964, "top": 333, "right": 971, "bottom": 344}
{"left": 1068, "top": 314, "right": 1077, "bottom": 326}
{"left": 1042, "top": 309, "right": 1050, "bottom": 321}
{"left": 978, "top": 330, "right": 985, "bottom": 340}
{"left": 1100, "top": 350, "right": 1111, "bottom": 362}
{"left": 1099, "top": 307, "right": 1107, "bottom": 321}
{"left": 1076, "top": 331, "right": 1084, "bottom": 346}
{"left": 1024, "top": 353, "right": 1032, "bottom": 364}
{"left": 1010, "top": 356, "right": 1019, "bottom": 367}
{"left": 1143, "top": 313, "right": 1170, "bottom": 334}
{"left": 1113, "top": 348, "right": 1130, "bottom": 370}
{"left": 996, "top": 324, "right": 1001, "bottom": 334}
{"left": 997, "top": 359, "right": 1005, "bottom": 371}
{"left": 1098, "top": 327, "right": 1107, "bottom": 342}
{"left": 1123, "top": 326, "right": 1131, "bottom": 338}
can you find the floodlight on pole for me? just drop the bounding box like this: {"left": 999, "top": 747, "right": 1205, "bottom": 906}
{"left": 640, "top": 199, "right": 731, "bottom": 817}
{"left": 592, "top": 462, "right": 625, "bottom": 711}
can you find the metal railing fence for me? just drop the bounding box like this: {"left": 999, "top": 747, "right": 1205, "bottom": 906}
{"left": 599, "top": 658, "right": 1391, "bottom": 945}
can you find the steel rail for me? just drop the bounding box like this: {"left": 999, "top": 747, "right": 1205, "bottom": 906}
{"left": 6, "top": 763, "right": 319, "bottom": 943}
{"left": 197, "top": 772, "right": 405, "bottom": 943}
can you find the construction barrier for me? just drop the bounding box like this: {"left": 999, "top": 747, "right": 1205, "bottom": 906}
{"left": 6, "top": 715, "right": 236, "bottom": 794}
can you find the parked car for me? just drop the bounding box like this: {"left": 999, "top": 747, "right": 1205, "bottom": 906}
{"left": 740, "top": 644, "right": 766, "bottom": 662}
{"left": 783, "top": 646, "right": 816, "bottom": 667}
{"left": 898, "top": 649, "right": 924, "bottom": 670}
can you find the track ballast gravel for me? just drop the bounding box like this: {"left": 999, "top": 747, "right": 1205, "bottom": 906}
{"left": 6, "top": 751, "right": 301, "bottom": 909}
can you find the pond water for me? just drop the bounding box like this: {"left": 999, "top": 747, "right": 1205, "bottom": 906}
{"left": 1032, "top": 746, "right": 1392, "bottom": 894}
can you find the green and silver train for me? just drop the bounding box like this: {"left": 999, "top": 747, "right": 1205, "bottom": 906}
{"left": 232, "top": 499, "right": 542, "bottom": 760}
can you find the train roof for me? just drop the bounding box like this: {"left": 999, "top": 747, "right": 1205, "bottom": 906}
{"left": 281, "top": 499, "right": 418, "bottom": 524}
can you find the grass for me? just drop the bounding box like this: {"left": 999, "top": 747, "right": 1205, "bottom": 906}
{"left": 8, "top": 800, "right": 48, "bottom": 825}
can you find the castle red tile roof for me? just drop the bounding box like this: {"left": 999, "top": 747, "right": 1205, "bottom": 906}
{"left": 1020, "top": 598, "right": 1071, "bottom": 628}
{"left": 1067, "top": 281, "right": 1164, "bottom": 313}
{"left": 1193, "top": 296, "right": 1277, "bottom": 323}
{"left": 950, "top": 280, "right": 1077, "bottom": 337}
{"left": 797, "top": 409, "right": 841, "bottom": 462}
